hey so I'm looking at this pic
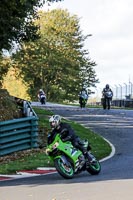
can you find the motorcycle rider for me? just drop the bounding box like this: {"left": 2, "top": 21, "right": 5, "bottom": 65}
{"left": 37, "top": 89, "right": 46, "bottom": 102}
{"left": 48, "top": 115, "right": 95, "bottom": 163}
{"left": 79, "top": 88, "right": 88, "bottom": 108}
{"left": 102, "top": 84, "right": 113, "bottom": 109}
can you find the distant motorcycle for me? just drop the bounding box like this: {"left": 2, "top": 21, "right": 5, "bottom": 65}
{"left": 79, "top": 97, "right": 87, "bottom": 108}
{"left": 102, "top": 91, "right": 113, "bottom": 109}
{"left": 39, "top": 94, "right": 46, "bottom": 105}
{"left": 79, "top": 94, "right": 88, "bottom": 108}
{"left": 46, "top": 132, "right": 101, "bottom": 179}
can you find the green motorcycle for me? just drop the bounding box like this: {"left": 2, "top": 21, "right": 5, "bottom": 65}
{"left": 79, "top": 96, "right": 87, "bottom": 108}
{"left": 46, "top": 133, "right": 101, "bottom": 179}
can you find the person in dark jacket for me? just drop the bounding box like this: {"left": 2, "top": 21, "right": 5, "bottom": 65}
{"left": 48, "top": 115, "right": 95, "bottom": 163}
{"left": 102, "top": 84, "right": 113, "bottom": 109}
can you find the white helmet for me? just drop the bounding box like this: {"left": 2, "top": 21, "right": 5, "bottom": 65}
{"left": 49, "top": 115, "right": 61, "bottom": 129}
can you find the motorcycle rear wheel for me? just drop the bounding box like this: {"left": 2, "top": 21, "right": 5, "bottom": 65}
{"left": 54, "top": 157, "right": 74, "bottom": 179}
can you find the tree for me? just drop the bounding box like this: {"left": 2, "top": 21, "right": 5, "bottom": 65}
{"left": 13, "top": 9, "right": 98, "bottom": 102}
{"left": 0, "top": 0, "right": 62, "bottom": 52}
{"left": 2, "top": 67, "right": 30, "bottom": 100}
{"left": 0, "top": 55, "right": 11, "bottom": 87}
{"left": 0, "top": 0, "right": 62, "bottom": 87}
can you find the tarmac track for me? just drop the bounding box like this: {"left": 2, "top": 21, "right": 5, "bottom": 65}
{"left": 1, "top": 103, "right": 133, "bottom": 200}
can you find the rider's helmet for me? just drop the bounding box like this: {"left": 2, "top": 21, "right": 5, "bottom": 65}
{"left": 39, "top": 89, "right": 43, "bottom": 92}
{"left": 105, "top": 84, "right": 109, "bottom": 89}
{"left": 82, "top": 87, "right": 87, "bottom": 92}
{"left": 49, "top": 115, "right": 61, "bottom": 129}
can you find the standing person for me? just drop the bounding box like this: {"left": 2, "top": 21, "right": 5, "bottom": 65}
{"left": 102, "top": 84, "right": 113, "bottom": 109}
{"left": 48, "top": 115, "right": 95, "bottom": 163}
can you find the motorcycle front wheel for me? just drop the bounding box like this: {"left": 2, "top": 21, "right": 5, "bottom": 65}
{"left": 40, "top": 98, "right": 46, "bottom": 104}
{"left": 86, "top": 159, "right": 101, "bottom": 175}
{"left": 102, "top": 98, "right": 106, "bottom": 109}
{"left": 54, "top": 157, "right": 74, "bottom": 179}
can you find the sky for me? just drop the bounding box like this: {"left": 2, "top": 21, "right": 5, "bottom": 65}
{"left": 43, "top": 0, "right": 133, "bottom": 95}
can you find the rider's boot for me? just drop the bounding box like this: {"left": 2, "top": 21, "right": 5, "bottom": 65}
{"left": 83, "top": 150, "right": 96, "bottom": 164}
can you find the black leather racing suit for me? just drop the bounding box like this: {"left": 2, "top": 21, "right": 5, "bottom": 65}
{"left": 47, "top": 122, "right": 87, "bottom": 154}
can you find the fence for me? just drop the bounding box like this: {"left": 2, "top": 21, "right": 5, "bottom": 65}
{"left": 90, "top": 82, "right": 133, "bottom": 108}
{"left": 112, "top": 82, "right": 133, "bottom": 100}
{"left": 0, "top": 99, "right": 38, "bottom": 156}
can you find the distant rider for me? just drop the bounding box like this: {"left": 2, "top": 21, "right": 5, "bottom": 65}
{"left": 79, "top": 88, "right": 88, "bottom": 107}
{"left": 102, "top": 84, "right": 113, "bottom": 109}
{"left": 38, "top": 89, "right": 46, "bottom": 102}
{"left": 48, "top": 115, "right": 95, "bottom": 163}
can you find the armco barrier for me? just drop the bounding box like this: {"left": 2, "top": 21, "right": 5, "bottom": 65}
{"left": 0, "top": 100, "right": 38, "bottom": 156}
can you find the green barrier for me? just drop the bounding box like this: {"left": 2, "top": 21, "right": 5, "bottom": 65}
{"left": 0, "top": 100, "right": 39, "bottom": 156}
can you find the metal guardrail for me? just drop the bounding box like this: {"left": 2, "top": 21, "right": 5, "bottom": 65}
{"left": 23, "top": 100, "right": 37, "bottom": 117}
{"left": 0, "top": 99, "right": 39, "bottom": 156}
